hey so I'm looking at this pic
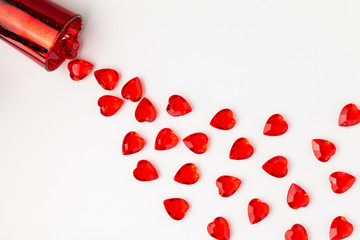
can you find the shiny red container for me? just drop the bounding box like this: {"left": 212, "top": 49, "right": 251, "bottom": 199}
{"left": 0, "top": 0, "right": 82, "bottom": 71}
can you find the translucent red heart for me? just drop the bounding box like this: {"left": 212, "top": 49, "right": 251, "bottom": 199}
{"left": 97, "top": 95, "right": 123, "bottom": 117}
{"left": 166, "top": 95, "right": 192, "bottom": 117}
{"left": 312, "top": 139, "right": 336, "bottom": 162}
{"left": 94, "top": 68, "right": 120, "bottom": 90}
{"left": 133, "top": 160, "right": 158, "bottom": 182}
{"left": 154, "top": 128, "right": 178, "bottom": 150}
{"left": 263, "top": 114, "right": 288, "bottom": 136}
{"left": 210, "top": 109, "right": 236, "bottom": 130}
{"left": 287, "top": 184, "right": 309, "bottom": 209}
{"left": 329, "top": 172, "right": 356, "bottom": 194}
{"left": 248, "top": 198, "right": 269, "bottom": 224}
{"left": 330, "top": 216, "right": 353, "bottom": 240}
{"left": 338, "top": 103, "right": 360, "bottom": 127}
{"left": 122, "top": 131, "right": 145, "bottom": 155}
{"left": 216, "top": 176, "right": 242, "bottom": 197}
{"left": 163, "top": 198, "right": 189, "bottom": 221}
{"left": 68, "top": 59, "right": 93, "bottom": 81}
{"left": 174, "top": 163, "right": 199, "bottom": 185}
{"left": 135, "top": 97, "right": 157, "bottom": 122}
{"left": 121, "top": 77, "right": 143, "bottom": 102}
{"left": 229, "top": 138, "right": 254, "bottom": 160}
{"left": 285, "top": 224, "right": 308, "bottom": 240}
{"left": 207, "top": 217, "right": 230, "bottom": 240}
{"left": 262, "top": 156, "right": 288, "bottom": 178}
{"left": 183, "top": 132, "right": 208, "bottom": 154}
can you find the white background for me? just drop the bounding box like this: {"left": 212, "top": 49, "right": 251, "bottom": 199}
{"left": 0, "top": 0, "right": 360, "bottom": 239}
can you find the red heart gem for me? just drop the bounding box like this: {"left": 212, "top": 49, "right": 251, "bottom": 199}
{"left": 97, "top": 95, "right": 124, "bottom": 117}
{"left": 285, "top": 224, "right": 308, "bottom": 240}
{"left": 135, "top": 98, "right": 157, "bottom": 122}
{"left": 166, "top": 95, "right": 192, "bottom": 117}
{"left": 133, "top": 160, "right": 158, "bottom": 182}
{"left": 154, "top": 128, "right": 178, "bottom": 150}
{"left": 210, "top": 109, "right": 236, "bottom": 130}
{"left": 287, "top": 184, "right": 309, "bottom": 209}
{"left": 338, "top": 103, "right": 360, "bottom": 127}
{"left": 94, "top": 68, "right": 120, "bottom": 90}
{"left": 174, "top": 163, "right": 199, "bottom": 185}
{"left": 61, "top": 38, "right": 80, "bottom": 59}
{"left": 330, "top": 216, "right": 353, "bottom": 240}
{"left": 262, "top": 156, "right": 288, "bottom": 178}
{"left": 248, "top": 198, "right": 269, "bottom": 224}
{"left": 329, "top": 172, "right": 356, "bottom": 194}
{"left": 122, "top": 131, "right": 145, "bottom": 155}
{"left": 216, "top": 176, "right": 242, "bottom": 197}
{"left": 263, "top": 114, "right": 288, "bottom": 136}
{"left": 163, "top": 198, "right": 189, "bottom": 221}
{"left": 312, "top": 139, "right": 336, "bottom": 162}
{"left": 183, "top": 132, "right": 208, "bottom": 154}
{"left": 67, "top": 59, "right": 93, "bottom": 81}
{"left": 207, "top": 217, "right": 230, "bottom": 240}
{"left": 229, "top": 138, "right": 254, "bottom": 160}
{"left": 121, "top": 77, "right": 143, "bottom": 102}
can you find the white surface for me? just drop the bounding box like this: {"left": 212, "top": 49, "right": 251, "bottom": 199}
{"left": 0, "top": 0, "right": 360, "bottom": 239}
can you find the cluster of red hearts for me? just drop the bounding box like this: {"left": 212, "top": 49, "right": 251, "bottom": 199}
{"left": 67, "top": 59, "right": 358, "bottom": 240}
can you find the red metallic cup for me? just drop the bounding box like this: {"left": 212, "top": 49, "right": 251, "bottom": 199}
{"left": 0, "top": 0, "right": 82, "bottom": 71}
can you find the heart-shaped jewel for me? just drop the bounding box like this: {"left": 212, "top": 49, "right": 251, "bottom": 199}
{"left": 216, "top": 175, "right": 242, "bottom": 197}
{"left": 163, "top": 198, "right": 189, "bottom": 221}
{"left": 248, "top": 198, "right": 269, "bottom": 224}
{"left": 210, "top": 109, "right": 236, "bottom": 130}
{"left": 263, "top": 114, "right": 288, "bottom": 136}
{"left": 229, "top": 138, "right": 254, "bottom": 160}
{"left": 312, "top": 139, "right": 336, "bottom": 162}
{"left": 133, "top": 160, "right": 158, "bottom": 181}
{"left": 338, "top": 103, "right": 360, "bottom": 127}
{"left": 183, "top": 132, "right": 208, "bottom": 154}
{"left": 285, "top": 224, "right": 308, "bottom": 240}
{"left": 166, "top": 95, "right": 192, "bottom": 116}
{"left": 330, "top": 216, "right": 353, "bottom": 240}
{"left": 154, "top": 128, "right": 178, "bottom": 150}
{"left": 122, "top": 131, "right": 145, "bottom": 155}
{"left": 174, "top": 163, "right": 199, "bottom": 185}
{"left": 121, "top": 77, "right": 143, "bottom": 102}
{"left": 262, "top": 156, "right": 288, "bottom": 178}
{"left": 135, "top": 97, "right": 157, "bottom": 122}
{"left": 97, "top": 95, "right": 123, "bottom": 117}
{"left": 329, "top": 172, "right": 356, "bottom": 194}
{"left": 67, "top": 59, "right": 93, "bottom": 81}
{"left": 207, "top": 217, "right": 230, "bottom": 240}
{"left": 287, "top": 184, "right": 309, "bottom": 209}
{"left": 94, "top": 68, "right": 120, "bottom": 90}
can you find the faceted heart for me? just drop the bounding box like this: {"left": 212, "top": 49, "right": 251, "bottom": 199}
{"left": 67, "top": 59, "right": 93, "bottom": 81}
{"left": 163, "top": 198, "right": 189, "bottom": 220}
{"left": 263, "top": 114, "right": 288, "bottom": 136}
{"left": 183, "top": 133, "right": 208, "bottom": 154}
{"left": 121, "top": 77, "right": 143, "bottom": 102}
{"left": 338, "top": 103, "right": 360, "bottom": 127}
{"left": 312, "top": 139, "right": 336, "bottom": 162}
{"left": 154, "top": 128, "right": 178, "bottom": 150}
{"left": 94, "top": 68, "right": 120, "bottom": 90}
{"left": 229, "top": 138, "right": 254, "bottom": 160}
{"left": 135, "top": 98, "right": 157, "bottom": 122}
{"left": 330, "top": 216, "right": 353, "bottom": 240}
{"left": 97, "top": 95, "right": 124, "bottom": 117}
{"left": 207, "top": 217, "right": 231, "bottom": 240}
{"left": 248, "top": 198, "right": 269, "bottom": 224}
{"left": 329, "top": 172, "right": 356, "bottom": 194}
{"left": 262, "top": 156, "right": 288, "bottom": 178}
{"left": 62, "top": 38, "right": 80, "bottom": 59}
{"left": 210, "top": 109, "right": 236, "bottom": 130}
{"left": 166, "top": 95, "right": 192, "bottom": 116}
{"left": 216, "top": 176, "right": 242, "bottom": 197}
{"left": 133, "top": 160, "right": 158, "bottom": 181}
{"left": 287, "top": 184, "right": 309, "bottom": 209}
{"left": 174, "top": 163, "right": 199, "bottom": 185}
{"left": 122, "top": 131, "right": 145, "bottom": 155}
{"left": 285, "top": 224, "right": 308, "bottom": 240}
